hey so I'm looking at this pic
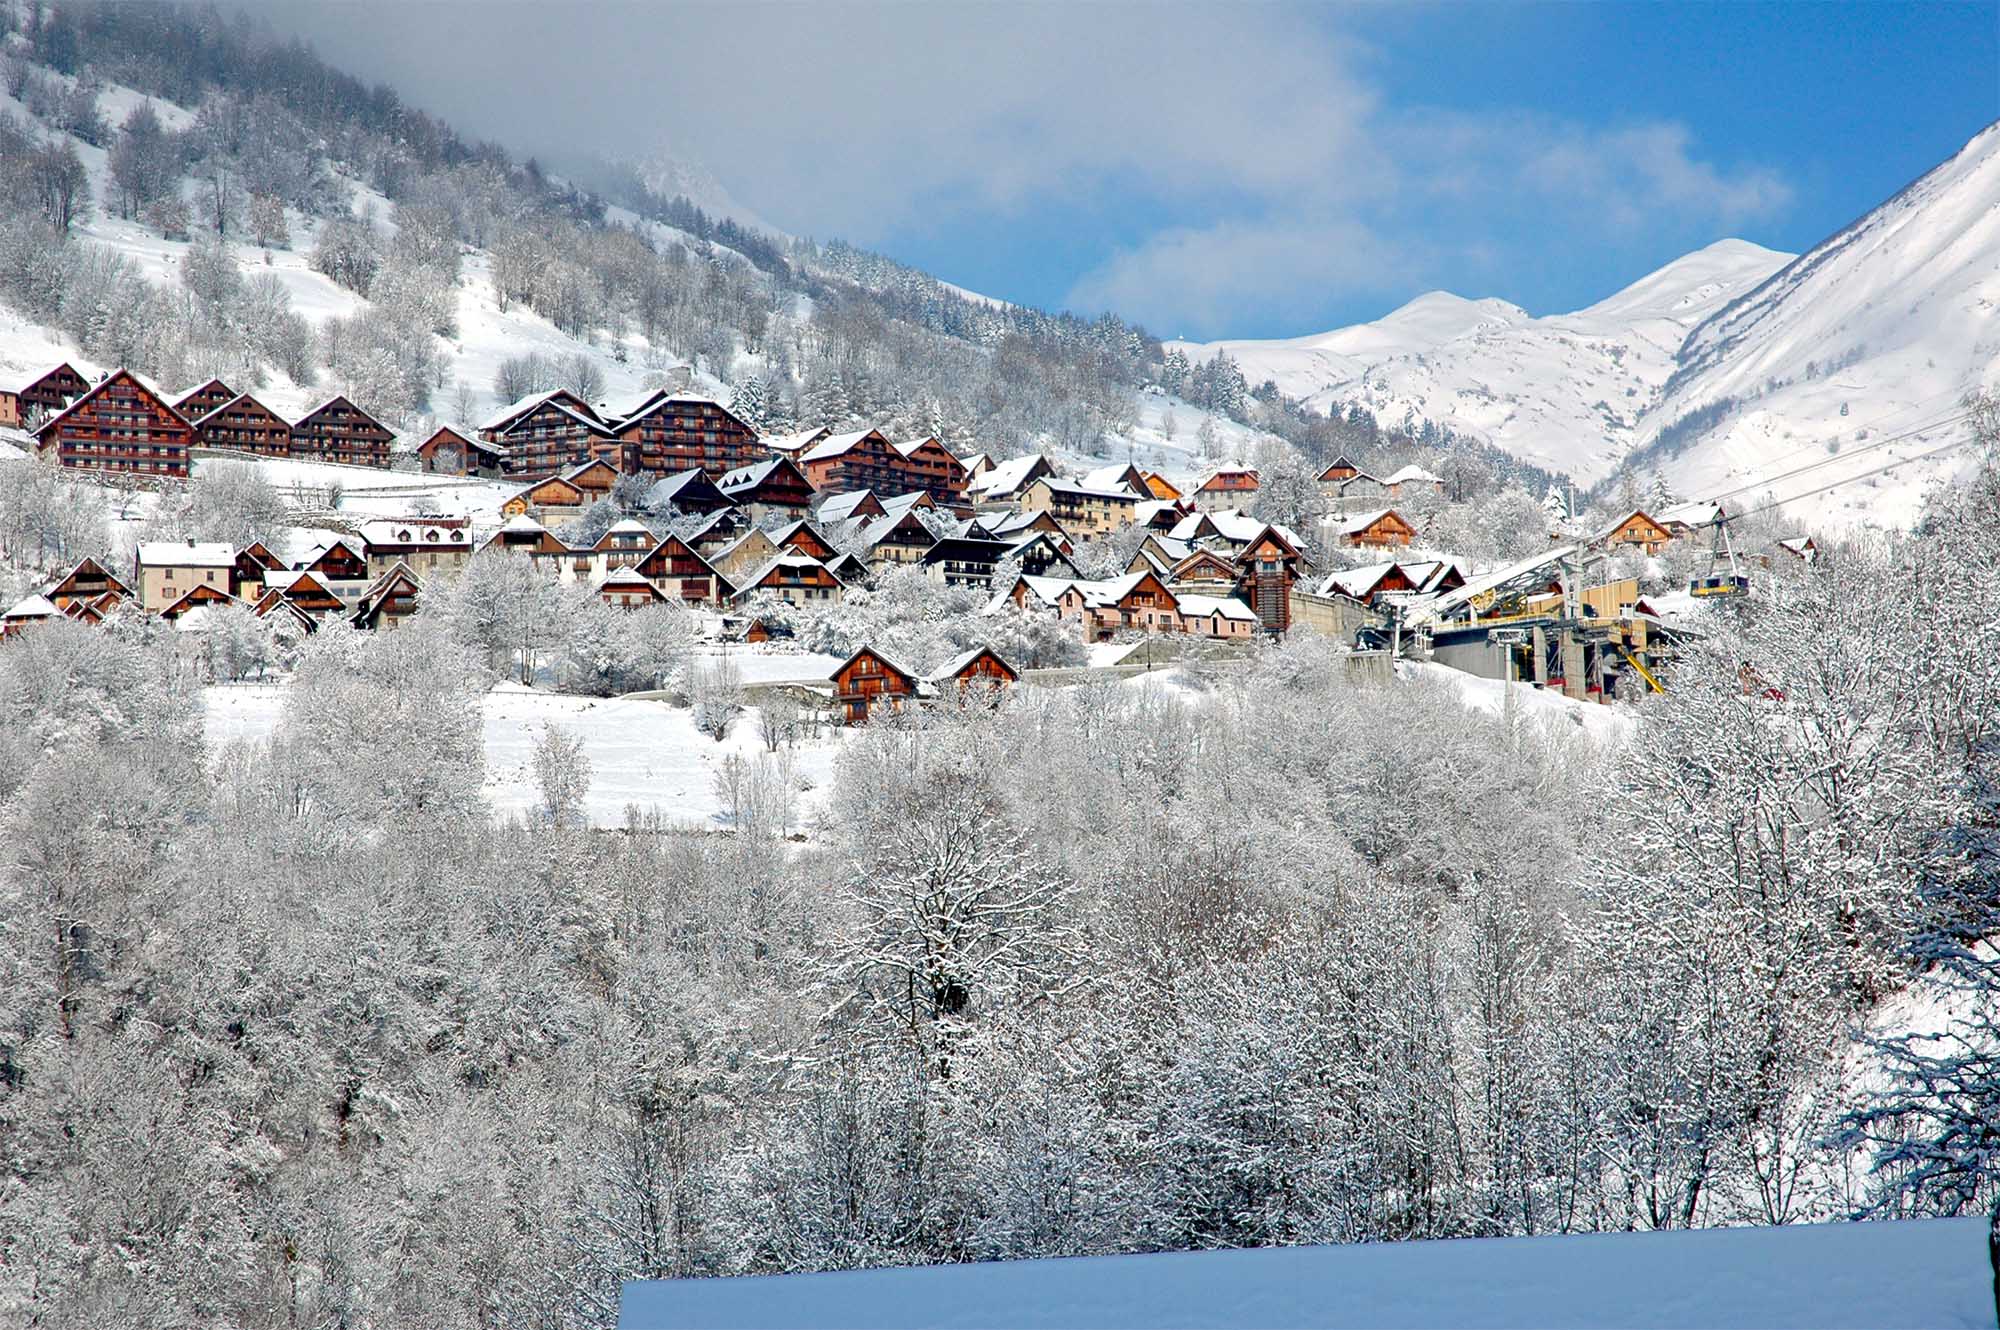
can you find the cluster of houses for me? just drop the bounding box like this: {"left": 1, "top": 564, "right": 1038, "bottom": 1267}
{"left": 0, "top": 514, "right": 488, "bottom": 641}
{"left": 9, "top": 365, "right": 396, "bottom": 476}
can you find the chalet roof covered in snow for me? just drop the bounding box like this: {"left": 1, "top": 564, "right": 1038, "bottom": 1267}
{"left": 3, "top": 593, "right": 58, "bottom": 620}
{"left": 1382, "top": 463, "right": 1444, "bottom": 486}
{"left": 137, "top": 540, "right": 235, "bottom": 567}
{"left": 967, "top": 453, "right": 1049, "bottom": 498}
{"left": 1172, "top": 592, "right": 1257, "bottom": 622}
{"left": 800, "top": 429, "right": 876, "bottom": 463}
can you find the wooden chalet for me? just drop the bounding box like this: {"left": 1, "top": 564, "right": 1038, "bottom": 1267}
{"left": 1167, "top": 547, "right": 1242, "bottom": 594}
{"left": 596, "top": 566, "right": 669, "bottom": 609}
{"left": 853, "top": 507, "right": 939, "bottom": 570}
{"left": 416, "top": 425, "right": 506, "bottom": 477}
{"left": 234, "top": 542, "right": 285, "bottom": 602}
{"left": 350, "top": 563, "right": 423, "bottom": 631}
{"left": 801, "top": 429, "right": 966, "bottom": 502}
{"left": 1317, "top": 561, "right": 1420, "bottom": 606}
{"left": 829, "top": 646, "right": 925, "bottom": 725}
{"left": 613, "top": 392, "right": 764, "bottom": 477}
{"left": 683, "top": 509, "right": 749, "bottom": 554}
{"left": 768, "top": 519, "right": 838, "bottom": 563}
{"left": 1336, "top": 508, "right": 1417, "bottom": 549}
{"left": 1317, "top": 455, "right": 1362, "bottom": 486}
{"left": 1194, "top": 467, "right": 1260, "bottom": 511}
{"left": 1001, "top": 531, "right": 1079, "bottom": 579}
{"left": 35, "top": 370, "right": 196, "bottom": 477}
{"left": 1238, "top": 525, "right": 1307, "bottom": 631}
{"left": 891, "top": 436, "right": 971, "bottom": 505}
{"left": 815, "top": 489, "right": 889, "bottom": 525}
{"left": 44, "top": 557, "right": 130, "bottom": 610}
{"left": 717, "top": 455, "right": 816, "bottom": 521}
{"left": 484, "top": 389, "right": 619, "bottom": 477}
{"left": 1143, "top": 471, "right": 1184, "bottom": 501}
{"left": 262, "top": 571, "right": 346, "bottom": 618}
{"left": 158, "top": 582, "right": 241, "bottom": 621}
{"left": 922, "top": 646, "right": 1018, "bottom": 699}
{"left": 967, "top": 454, "right": 1055, "bottom": 506}
{"left": 920, "top": 534, "right": 1014, "bottom": 589}
{"left": 1, "top": 593, "right": 59, "bottom": 638}
{"left": 481, "top": 514, "right": 571, "bottom": 558}
{"left": 290, "top": 395, "right": 393, "bottom": 468}
{"left": 504, "top": 459, "right": 620, "bottom": 519}
{"left": 10, "top": 362, "right": 92, "bottom": 426}
{"left": 172, "top": 377, "right": 236, "bottom": 422}
{"left": 1594, "top": 508, "right": 1673, "bottom": 556}
{"left": 251, "top": 590, "right": 319, "bottom": 636}
{"left": 62, "top": 592, "right": 122, "bottom": 625}
{"left": 644, "top": 467, "right": 735, "bottom": 516}
{"left": 193, "top": 392, "right": 291, "bottom": 457}
{"left": 732, "top": 554, "right": 843, "bottom": 606}
{"left": 636, "top": 535, "right": 732, "bottom": 604}
{"left": 590, "top": 519, "right": 658, "bottom": 573}
{"left": 299, "top": 538, "right": 370, "bottom": 585}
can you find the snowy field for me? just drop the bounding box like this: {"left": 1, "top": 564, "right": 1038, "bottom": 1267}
{"left": 203, "top": 673, "right": 846, "bottom": 833}
{"left": 619, "top": 1216, "right": 1996, "bottom": 1330}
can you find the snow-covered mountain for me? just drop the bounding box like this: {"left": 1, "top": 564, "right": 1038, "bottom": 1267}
{"left": 1640, "top": 122, "right": 2000, "bottom": 527}
{"left": 1175, "top": 121, "right": 2000, "bottom": 526}
{"left": 1172, "top": 240, "right": 1792, "bottom": 484}
{"left": 635, "top": 146, "right": 782, "bottom": 238}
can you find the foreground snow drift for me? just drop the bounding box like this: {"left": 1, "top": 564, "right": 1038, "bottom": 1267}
{"left": 620, "top": 1217, "right": 1994, "bottom": 1330}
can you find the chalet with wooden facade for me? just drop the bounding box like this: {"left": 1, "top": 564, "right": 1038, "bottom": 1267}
{"left": 1194, "top": 467, "right": 1259, "bottom": 512}
{"left": 158, "top": 582, "right": 242, "bottom": 622}
{"left": 35, "top": 370, "right": 196, "bottom": 477}
{"left": 636, "top": 535, "right": 732, "bottom": 605}
{"left": 613, "top": 391, "right": 764, "bottom": 478}
{"left": 644, "top": 467, "right": 735, "bottom": 516}
{"left": 192, "top": 393, "right": 291, "bottom": 457}
{"left": 172, "top": 377, "right": 236, "bottom": 422}
{"left": 1238, "top": 526, "right": 1306, "bottom": 631}
{"left": 597, "top": 566, "right": 670, "bottom": 609}
{"left": 717, "top": 455, "right": 816, "bottom": 522}
{"left": 830, "top": 646, "right": 925, "bottom": 725}
{"left": 1335, "top": 508, "right": 1417, "bottom": 549}
{"left": 8, "top": 362, "right": 92, "bottom": 429}
{"left": 350, "top": 564, "right": 424, "bottom": 631}
{"left": 731, "top": 553, "right": 844, "bottom": 606}
{"left": 919, "top": 534, "right": 1014, "bottom": 589}
{"left": 234, "top": 542, "right": 284, "bottom": 603}
{"left": 967, "top": 454, "right": 1054, "bottom": 506}
{"left": 0, "top": 594, "right": 58, "bottom": 639}
{"left": 1593, "top": 509, "right": 1674, "bottom": 556}
{"left": 416, "top": 425, "right": 506, "bottom": 477}
{"left": 922, "top": 646, "right": 1019, "bottom": 700}
{"left": 1143, "top": 471, "right": 1184, "bottom": 501}
{"left": 290, "top": 396, "right": 393, "bottom": 468}
{"left": 482, "top": 389, "right": 619, "bottom": 477}
{"left": 801, "top": 429, "right": 968, "bottom": 503}
{"left": 44, "top": 557, "right": 130, "bottom": 611}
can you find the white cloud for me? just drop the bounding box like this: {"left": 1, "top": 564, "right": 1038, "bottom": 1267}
{"left": 261, "top": 2, "right": 1797, "bottom": 337}
{"left": 1065, "top": 216, "right": 1415, "bottom": 339}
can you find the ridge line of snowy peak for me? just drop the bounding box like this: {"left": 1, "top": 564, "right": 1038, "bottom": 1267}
{"left": 1170, "top": 121, "right": 2000, "bottom": 508}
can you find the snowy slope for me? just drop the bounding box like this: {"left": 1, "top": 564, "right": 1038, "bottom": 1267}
{"left": 1638, "top": 123, "right": 2000, "bottom": 528}
{"left": 619, "top": 1216, "right": 1994, "bottom": 1329}
{"left": 1172, "top": 241, "right": 1791, "bottom": 483}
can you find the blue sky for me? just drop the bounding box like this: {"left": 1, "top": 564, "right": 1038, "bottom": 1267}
{"left": 265, "top": 1, "right": 1997, "bottom": 341}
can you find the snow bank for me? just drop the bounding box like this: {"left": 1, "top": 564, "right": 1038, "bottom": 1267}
{"left": 619, "top": 1217, "right": 1995, "bottom": 1330}
{"left": 1402, "top": 659, "right": 1635, "bottom": 742}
